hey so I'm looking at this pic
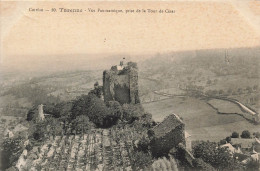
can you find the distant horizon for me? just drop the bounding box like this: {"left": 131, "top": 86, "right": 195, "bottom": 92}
{"left": 1, "top": 46, "right": 259, "bottom": 74}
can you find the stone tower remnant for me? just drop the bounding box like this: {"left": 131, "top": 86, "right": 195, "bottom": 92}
{"left": 103, "top": 61, "right": 140, "bottom": 105}
{"left": 37, "top": 104, "right": 45, "bottom": 121}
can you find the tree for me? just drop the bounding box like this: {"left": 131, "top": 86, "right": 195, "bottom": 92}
{"left": 241, "top": 130, "right": 251, "bottom": 139}
{"left": 192, "top": 141, "right": 242, "bottom": 170}
{"left": 46, "top": 117, "right": 63, "bottom": 138}
{"left": 127, "top": 61, "right": 138, "bottom": 69}
{"left": 253, "top": 132, "right": 260, "bottom": 138}
{"left": 2, "top": 136, "right": 25, "bottom": 169}
{"left": 131, "top": 151, "right": 153, "bottom": 170}
{"left": 29, "top": 121, "right": 47, "bottom": 141}
{"left": 88, "top": 82, "right": 103, "bottom": 98}
{"left": 192, "top": 158, "right": 216, "bottom": 171}
{"left": 71, "top": 94, "right": 112, "bottom": 127}
{"left": 231, "top": 131, "right": 239, "bottom": 138}
{"left": 136, "top": 136, "right": 150, "bottom": 153}
{"left": 107, "top": 101, "right": 123, "bottom": 119}
{"left": 122, "top": 104, "right": 144, "bottom": 122}
{"left": 71, "top": 115, "right": 93, "bottom": 134}
{"left": 225, "top": 136, "right": 231, "bottom": 143}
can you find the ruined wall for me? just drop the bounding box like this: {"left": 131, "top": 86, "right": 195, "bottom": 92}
{"left": 103, "top": 66, "right": 140, "bottom": 105}
{"left": 151, "top": 124, "right": 186, "bottom": 157}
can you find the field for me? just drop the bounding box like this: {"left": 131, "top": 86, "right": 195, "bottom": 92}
{"left": 143, "top": 96, "right": 259, "bottom": 141}
{"left": 17, "top": 128, "right": 145, "bottom": 171}
{"left": 207, "top": 99, "right": 246, "bottom": 114}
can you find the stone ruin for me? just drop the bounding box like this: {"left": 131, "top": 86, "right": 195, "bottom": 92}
{"left": 103, "top": 61, "right": 140, "bottom": 105}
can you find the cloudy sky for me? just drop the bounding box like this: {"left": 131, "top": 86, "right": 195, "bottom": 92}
{"left": 0, "top": 1, "right": 260, "bottom": 71}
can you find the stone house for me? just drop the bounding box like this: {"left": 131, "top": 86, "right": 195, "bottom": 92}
{"left": 150, "top": 113, "right": 186, "bottom": 157}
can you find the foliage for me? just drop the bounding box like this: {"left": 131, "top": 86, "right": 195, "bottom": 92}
{"left": 131, "top": 151, "right": 153, "bottom": 170}
{"left": 107, "top": 101, "right": 123, "bottom": 119}
{"left": 192, "top": 141, "right": 243, "bottom": 170}
{"left": 2, "top": 136, "right": 25, "bottom": 169}
{"left": 88, "top": 81, "right": 103, "bottom": 98}
{"left": 71, "top": 115, "right": 93, "bottom": 134}
{"left": 46, "top": 117, "right": 63, "bottom": 137}
{"left": 241, "top": 130, "right": 251, "bottom": 139}
{"left": 192, "top": 158, "right": 215, "bottom": 171}
{"left": 71, "top": 94, "right": 112, "bottom": 127}
{"left": 122, "top": 104, "right": 144, "bottom": 122}
{"left": 135, "top": 136, "right": 150, "bottom": 153}
{"left": 126, "top": 62, "right": 138, "bottom": 69}
{"left": 246, "top": 159, "right": 260, "bottom": 171}
{"left": 253, "top": 132, "right": 260, "bottom": 138}
{"left": 225, "top": 136, "right": 231, "bottom": 143}
{"left": 26, "top": 106, "right": 38, "bottom": 121}
{"left": 29, "top": 121, "right": 47, "bottom": 141}
{"left": 231, "top": 131, "right": 239, "bottom": 138}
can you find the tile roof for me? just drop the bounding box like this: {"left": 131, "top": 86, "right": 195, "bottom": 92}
{"left": 231, "top": 138, "right": 255, "bottom": 149}
{"left": 153, "top": 113, "right": 184, "bottom": 138}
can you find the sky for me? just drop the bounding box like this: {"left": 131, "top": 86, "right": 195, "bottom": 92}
{"left": 0, "top": 1, "right": 260, "bottom": 72}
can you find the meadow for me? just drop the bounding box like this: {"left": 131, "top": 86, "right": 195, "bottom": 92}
{"left": 143, "top": 97, "right": 259, "bottom": 141}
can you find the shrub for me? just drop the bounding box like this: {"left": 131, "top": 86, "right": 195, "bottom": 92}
{"left": 131, "top": 151, "right": 153, "bottom": 170}
{"left": 231, "top": 132, "right": 239, "bottom": 138}
{"left": 192, "top": 141, "right": 243, "bottom": 170}
{"left": 192, "top": 158, "right": 215, "bottom": 171}
{"left": 241, "top": 130, "right": 251, "bottom": 139}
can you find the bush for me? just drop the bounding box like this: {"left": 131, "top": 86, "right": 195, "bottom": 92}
{"left": 122, "top": 104, "right": 144, "bottom": 122}
{"left": 2, "top": 136, "right": 25, "bottom": 169}
{"left": 136, "top": 136, "right": 150, "bottom": 153}
{"left": 71, "top": 94, "right": 112, "bottom": 127}
{"left": 131, "top": 151, "right": 153, "bottom": 170}
{"left": 241, "top": 130, "right": 251, "bottom": 139}
{"left": 192, "top": 141, "right": 242, "bottom": 170}
{"left": 253, "top": 132, "right": 260, "bottom": 138}
{"left": 231, "top": 132, "right": 239, "bottom": 138}
{"left": 225, "top": 136, "right": 231, "bottom": 143}
{"left": 192, "top": 158, "right": 215, "bottom": 171}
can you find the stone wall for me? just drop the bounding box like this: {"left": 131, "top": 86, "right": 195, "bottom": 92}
{"left": 151, "top": 124, "right": 186, "bottom": 157}
{"left": 103, "top": 64, "right": 140, "bottom": 105}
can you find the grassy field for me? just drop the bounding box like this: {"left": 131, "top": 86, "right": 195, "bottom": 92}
{"left": 143, "top": 97, "right": 259, "bottom": 141}
{"left": 207, "top": 99, "right": 246, "bottom": 114}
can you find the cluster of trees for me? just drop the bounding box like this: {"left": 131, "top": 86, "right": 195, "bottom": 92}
{"left": 192, "top": 141, "right": 243, "bottom": 171}
{"left": 2, "top": 136, "right": 25, "bottom": 170}
{"left": 219, "top": 130, "right": 260, "bottom": 145}
{"left": 26, "top": 81, "right": 152, "bottom": 140}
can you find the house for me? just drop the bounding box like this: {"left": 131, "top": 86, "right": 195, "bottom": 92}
{"left": 220, "top": 143, "right": 237, "bottom": 154}
{"left": 150, "top": 113, "right": 186, "bottom": 157}
{"left": 231, "top": 138, "right": 255, "bottom": 151}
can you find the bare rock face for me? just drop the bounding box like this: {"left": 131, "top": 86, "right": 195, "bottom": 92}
{"left": 103, "top": 62, "right": 140, "bottom": 105}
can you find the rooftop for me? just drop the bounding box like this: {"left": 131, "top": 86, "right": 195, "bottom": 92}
{"left": 152, "top": 113, "right": 184, "bottom": 138}
{"left": 231, "top": 138, "right": 255, "bottom": 149}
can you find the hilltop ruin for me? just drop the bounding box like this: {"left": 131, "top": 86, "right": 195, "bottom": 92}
{"left": 103, "top": 61, "right": 140, "bottom": 105}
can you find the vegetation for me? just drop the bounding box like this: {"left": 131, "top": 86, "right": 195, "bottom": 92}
{"left": 192, "top": 158, "right": 216, "bottom": 171}
{"left": 231, "top": 131, "right": 239, "bottom": 138}
{"left": 192, "top": 141, "right": 243, "bottom": 170}
{"left": 241, "top": 130, "right": 251, "bottom": 139}
{"left": 2, "top": 136, "right": 25, "bottom": 170}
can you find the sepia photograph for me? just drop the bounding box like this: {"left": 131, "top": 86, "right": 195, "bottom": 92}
{"left": 0, "top": 0, "right": 260, "bottom": 170}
